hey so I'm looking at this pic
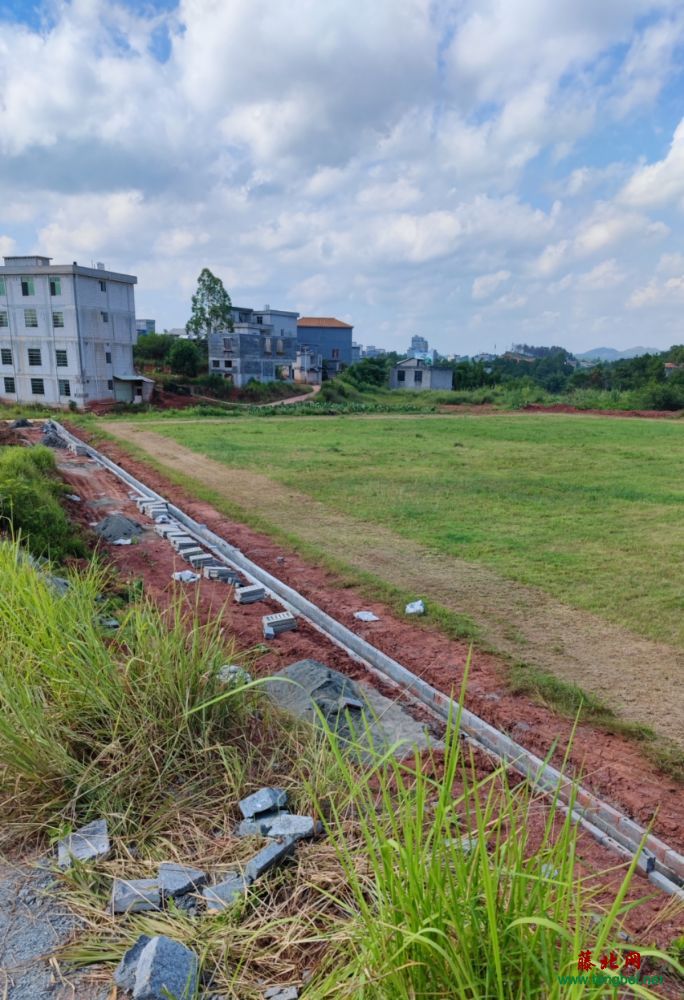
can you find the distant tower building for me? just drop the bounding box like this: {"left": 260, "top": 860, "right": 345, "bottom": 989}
{"left": 409, "top": 334, "right": 429, "bottom": 356}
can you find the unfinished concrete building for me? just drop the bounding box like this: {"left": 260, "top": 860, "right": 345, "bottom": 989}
{"left": 208, "top": 305, "right": 298, "bottom": 387}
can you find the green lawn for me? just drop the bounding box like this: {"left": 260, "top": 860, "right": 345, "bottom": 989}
{"left": 134, "top": 412, "right": 684, "bottom": 647}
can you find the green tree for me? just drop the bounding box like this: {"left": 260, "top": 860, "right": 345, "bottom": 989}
{"left": 186, "top": 268, "right": 233, "bottom": 342}
{"left": 168, "top": 338, "right": 201, "bottom": 378}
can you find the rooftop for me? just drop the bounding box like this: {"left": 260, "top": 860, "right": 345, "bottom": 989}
{"left": 297, "top": 316, "right": 353, "bottom": 329}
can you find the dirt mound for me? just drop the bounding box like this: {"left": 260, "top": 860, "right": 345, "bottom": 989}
{"left": 94, "top": 513, "right": 144, "bottom": 542}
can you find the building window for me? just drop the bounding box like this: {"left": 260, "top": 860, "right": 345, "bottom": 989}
{"left": 21, "top": 277, "right": 35, "bottom": 296}
{"left": 58, "top": 379, "right": 71, "bottom": 397}
{"left": 4, "top": 376, "right": 15, "bottom": 393}
{"left": 28, "top": 347, "right": 42, "bottom": 366}
{"left": 53, "top": 311, "right": 64, "bottom": 328}
{"left": 56, "top": 349, "right": 68, "bottom": 367}
{"left": 49, "top": 277, "right": 61, "bottom": 296}
{"left": 397, "top": 370, "right": 406, "bottom": 383}
{"left": 212, "top": 359, "right": 220, "bottom": 368}
{"left": 224, "top": 360, "right": 232, "bottom": 367}
{"left": 99, "top": 280, "right": 107, "bottom": 292}
{"left": 0, "top": 311, "right": 7, "bottom": 328}
{"left": 332, "top": 348, "right": 340, "bottom": 360}
{"left": 24, "top": 308, "right": 38, "bottom": 327}
{"left": 222, "top": 337, "right": 232, "bottom": 351}
{"left": 1, "top": 348, "right": 12, "bottom": 365}
{"left": 107, "top": 379, "right": 114, "bottom": 391}
{"left": 105, "top": 351, "right": 112, "bottom": 364}
{"left": 414, "top": 370, "right": 423, "bottom": 385}
{"left": 276, "top": 339, "right": 284, "bottom": 356}
{"left": 0, "top": 278, "right": 5, "bottom": 295}
{"left": 101, "top": 311, "right": 109, "bottom": 323}
{"left": 30, "top": 378, "right": 45, "bottom": 395}
{"left": 264, "top": 337, "right": 272, "bottom": 355}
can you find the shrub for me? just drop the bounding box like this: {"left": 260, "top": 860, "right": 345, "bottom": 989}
{"left": 0, "top": 446, "right": 85, "bottom": 561}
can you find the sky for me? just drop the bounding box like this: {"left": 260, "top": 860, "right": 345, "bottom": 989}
{"left": 1, "top": 1, "right": 684, "bottom": 355}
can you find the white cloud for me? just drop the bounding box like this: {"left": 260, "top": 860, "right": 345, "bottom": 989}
{"left": 621, "top": 118, "right": 684, "bottom": 208}
{"left": 0, "top": 0, "right": 682, "bottom": 354}
{"left": 472, "top": 270, "right": 511, "bottom": 300}
{"left": 628, "top": 274, "right": 684, "bottom": 308}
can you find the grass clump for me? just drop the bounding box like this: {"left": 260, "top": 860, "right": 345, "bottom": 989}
{"left": 0, "top": 539, "right": 256, "bottom": 844}
{"left": 0, "top": 445, "right": 85, "bottom": 561}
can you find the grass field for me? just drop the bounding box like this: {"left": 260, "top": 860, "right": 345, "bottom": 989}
{"left": 126, "top": 411, "right": 684, "bottom": 649}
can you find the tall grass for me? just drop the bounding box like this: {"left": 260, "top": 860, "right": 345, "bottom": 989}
{"left": 303, "top": 691, "right": 682, "bottom": 999}
{"left": 0, "top": 445, "right": 85, "bottom": 560}
{"left": 0, "top": 539, "right": 252, "bottom": 842}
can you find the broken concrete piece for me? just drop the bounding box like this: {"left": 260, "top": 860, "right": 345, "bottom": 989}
{"left": 111, "top": 878, "right": 161, "bottom": 914}
{"left": 236, "top": 811, "right": 289, "bottom": 838}
{"left": 114, "top": 934, "right": 151, "bottom": 991}
{"left": 264, "top": 814, "right": 316, "bottom": 841}
{"left": 57, "top": 818, "right": 110, "bottom": 869}
{"left": 172, "top": 570, "right": 200, "bottom": 583}
{"left": 244, "top": 838, "right": 296, "bottom": 882}
{"left": 265, "top": 660, "right": 437, "bottom": 757}
{"left": 353, "top": 610, "right": 380, "bottom": 622}
{"left": 158, "top": 863, "right": 207, "bottom": 899}
{"left": 264, "top": 988, "right": 299, "bottom": 999}
{"left": 133, "top": 935, "right": 199, "bottom": 1000}
{"left": 239, "top": 787, "right": 288, "bottom": 819}
{"left": 405, "top": 599, "right": 425, "bottom": 615}
{"left": 202, "top": 874, "right": 250, "bottom": 912}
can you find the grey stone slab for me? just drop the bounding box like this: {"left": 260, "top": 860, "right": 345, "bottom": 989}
{"left": 57, "top": 818, "right": 110, "bottom": 869}
{"left": 158, "top": 863, "right": 207, "bottom": 899}
{"left": 114, "top": 934, "right": 151, "bottom": 991}
{"left": 236, "top": 810, "right": 290, "bottom": 838}
{"left": 239, "top": 787, "right": 288, "bottom": 819}
{"left": 265, "top": 814, "right": 316, "bottom": 841}
{"left": 264, "top": 988, "right": 299, "bottom": 999}
{"left": 202, "top": 874, "right": 250, "bottom": 912}
{"left": 133, "top": 935, "right": 199, "bottom": 999}
{"left": 111, "top": 878, "right": 161, "bottom": 914}
{"left": 244, "top": 839, "right": 296, "bottom": 882}
{"left": 265, "top": 660, "right": 438, "bottom": 758}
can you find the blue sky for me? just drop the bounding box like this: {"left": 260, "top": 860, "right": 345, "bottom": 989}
{"left": 1, "top": 0, "right": 684, "bottom": 355}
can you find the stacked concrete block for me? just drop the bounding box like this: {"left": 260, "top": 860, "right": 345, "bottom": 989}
{"left": 235, "top": 583, "right": 267, "bottom": 604}
{"left": 203, "top": 564, "right": 243, "bottom": 584}
{"left": 262, "top": 612, "right": 298, "bottom": 638}
{"left": 187, "top": 552, "right": 214, "bottom": 568}
{"left": 155, "top": 523, "right": 182, "bottom": 539}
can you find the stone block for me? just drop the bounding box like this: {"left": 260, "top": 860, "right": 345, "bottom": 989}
{"left": 112, "top": 878, "right": 161, "bottom": 914}
{"left": 202, "top": 874, "right": 250, "bottom": 912}
{"left": 244, "top": 839, "right": 295, "bottom": 882}
{"left": 239, "top": 787, "right": 288, "bottom": 819}
{"left": 57, "top": 819, "right": 110, "bottom": 869}
{"left": 158, "top": 863, "right": 207, "bottom": 899}
{"left": 133, "top": 935, "right": 199, "bottom": 999}
{"left": 114, "top": 934, "right": 151, "bottom": 991}
{"left": 265, "top": 814, "right": 316, "bottom": 841}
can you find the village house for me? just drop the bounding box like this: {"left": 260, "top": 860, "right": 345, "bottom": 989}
{"left": 389, "top": 357, "right": 453, "bottom": 391}
{"left": 207, "top": 305, "right": 298, "bottom": 387}
{"left": 0, "top": 255, "right": 150, "bottom": 408}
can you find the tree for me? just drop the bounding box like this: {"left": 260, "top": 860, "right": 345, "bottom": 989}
{"left": 168, "top": 338, "right": 201, "bottom": 378}
{"left": 186, "top": 268, "right": 233, "bottom": 341}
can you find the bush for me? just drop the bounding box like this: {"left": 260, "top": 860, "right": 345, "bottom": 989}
{"left": 168, "top": 339, "right": 201, "bottom": 378}
{"left": 0, "top": 446, "right": 85, "bottom": 562}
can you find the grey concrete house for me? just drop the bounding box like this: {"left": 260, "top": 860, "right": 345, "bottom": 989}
{"left": 390, "top": 357, "right": 453, "bottom": 391}
{"left": 208, "top": 305, "right": 298, "bottom": 387}
{"left": 0, "top": 255, "right": 149, "bottom": 408}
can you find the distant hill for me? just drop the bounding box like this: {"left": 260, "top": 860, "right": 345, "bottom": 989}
{"left": 575, "top": 346, "right": 663, "bottom": 362}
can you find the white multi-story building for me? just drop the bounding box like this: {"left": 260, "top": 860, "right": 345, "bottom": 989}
{"left": 0, "top": 255, "right": 150, "bottom": 409}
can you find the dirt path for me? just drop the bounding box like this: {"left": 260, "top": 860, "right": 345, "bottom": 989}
{"left": 101, "top": 422, "right": 684, "bottom": 748}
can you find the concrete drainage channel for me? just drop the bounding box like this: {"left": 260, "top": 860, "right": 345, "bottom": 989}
{"left": 50, "top": 421, "right": 684, "bottom": 902}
